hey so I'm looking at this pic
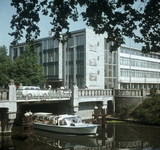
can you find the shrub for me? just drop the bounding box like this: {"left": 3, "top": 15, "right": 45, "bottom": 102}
{"left": 119, "top": 103, "right": 136, "bottom": 119}
{"left": 131, "top": 94, "right": 160, "bottom": 125}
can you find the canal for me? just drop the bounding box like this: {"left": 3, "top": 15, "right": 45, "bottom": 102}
{"left": 1, "top": 122, "right": 160, "bottom": 150}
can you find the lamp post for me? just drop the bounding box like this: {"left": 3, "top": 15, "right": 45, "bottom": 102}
{"left": 129, "top": 39, "right": 131, "bottom": 89}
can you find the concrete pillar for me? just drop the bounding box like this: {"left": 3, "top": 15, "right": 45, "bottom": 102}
{"left": 112, "top": 88, "right": 115, "bottom": 116}
{"left": 1, "top": 79, "right": 17, "bottom": 134}
{"left": 71, "top": 82, "right": 79, "bottom": 113}
{"left": 131, "top": 83, "right": 134, "bottom": 89}
{"left": 141, "top": 88, "right": 146, "bottom": 100}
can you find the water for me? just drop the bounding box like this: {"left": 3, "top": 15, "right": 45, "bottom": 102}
{"left": 1, "top": 122, "right": 160, "bottom": 150}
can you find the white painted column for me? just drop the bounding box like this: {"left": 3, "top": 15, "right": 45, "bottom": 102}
{"left": 71, "top": 82, "right": 79, "bottom": 113}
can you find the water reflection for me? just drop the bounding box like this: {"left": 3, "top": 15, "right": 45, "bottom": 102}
{"left": 34, "top": 130, "right": 98, "bottom": 148}
{"left": 2, "top": 122, "right": 160, "bottom": 150}
{"left": 0, "top": 135, "right": 14, "bottom": 149}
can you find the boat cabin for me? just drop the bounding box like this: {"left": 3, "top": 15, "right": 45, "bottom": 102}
{"left": 33, "top": 113, "right": 82, "bottom": 126}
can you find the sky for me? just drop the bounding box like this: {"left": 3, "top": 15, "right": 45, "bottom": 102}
{"left": 0, "top": 0, "right": 143, "bottom": 53}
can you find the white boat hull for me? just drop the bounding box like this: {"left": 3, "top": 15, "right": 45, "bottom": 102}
{"left": 34, "top": 122, "right": 98, "bottom": 135}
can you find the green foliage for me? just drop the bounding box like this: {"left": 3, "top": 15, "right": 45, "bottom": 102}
{"left": 11, "top": 45, "right": 46, "bottom": 86}
{"left": 0, "top": 45, "right": 13, "bottom": 85}
{"left": 131, "top": 94, "right": 160, "bottom": 125}
{"left": 0, "top": 45, "right": 8, "bottom": 63}
{"left": 119, "top": 102, "right": 136, "bottom": 119}
{"left": 10, "top": 0, "right": 160, "bottom": 53}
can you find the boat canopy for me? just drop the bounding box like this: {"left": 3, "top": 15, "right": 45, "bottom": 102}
{"left": 33, "top": 113, "right": 82, "bottom": 126}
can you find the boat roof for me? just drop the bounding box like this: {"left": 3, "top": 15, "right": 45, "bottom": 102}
{"left": 33, "top": 112, "right": 52, "bottom": 116}
{"left": 33, "top": 113, "right": 80, "bottom": 119}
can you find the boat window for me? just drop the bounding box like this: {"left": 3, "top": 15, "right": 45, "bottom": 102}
{"left": 49, "top": 117, "right": 58, "bottom": 125}
{"left": 60, "top": 119, "right": 67, "bottom": 125}
{"left": 66, "top": 116, "right": 82, "bottom": 124}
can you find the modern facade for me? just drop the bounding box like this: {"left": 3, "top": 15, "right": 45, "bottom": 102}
{"left": 9, "top": 28, "right": 160, "bottom": 90}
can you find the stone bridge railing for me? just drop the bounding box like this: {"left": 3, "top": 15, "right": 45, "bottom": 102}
{"left": 115, "top": 89, "right": 144, "bottom": 97}
{"left": 0, "top": 90, "right": 9, "bottom": 100}
{"left": 16, "top": 89, "right": 72, "bottom": 101}
{"left": 78, "top": 89, "right": 113, "bottom": 97}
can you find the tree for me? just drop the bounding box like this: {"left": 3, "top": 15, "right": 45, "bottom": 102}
{"left": 10, "top": 0, "right": 160, "bottom": 53}
{"left": 131, "top": 93, "right": 160, "bottom": 125}
{"left": 0, "top": 45, "right": 13, "bottom": 86}
{"left": 11, "top": 45, "right": 46, "bottom": 86}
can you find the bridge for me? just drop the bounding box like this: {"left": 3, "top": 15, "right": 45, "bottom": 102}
{"left": 0, "top": 80, "right": 145, "bottom": 134}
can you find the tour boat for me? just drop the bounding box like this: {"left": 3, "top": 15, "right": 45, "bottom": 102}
{"left": 33, "top": 112, "right": 99, "bottom": 135}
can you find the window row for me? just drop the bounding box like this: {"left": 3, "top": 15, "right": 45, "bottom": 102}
{"left": 44, "top": 65, "right": 58, "bottom": 76}
{"left": 67, "top": 78, "right": 84, "bottom": 89}
{"left": 120, "top": 57, "right": 160, "bottom": 69}
{"left": 121, "top": 69, "right": 160, "bottom": 78}
{"left": 120, "top": 47, "right": 160, "bottom": 59}
{"left": 13, "top": 47, "right": 24, "bottom": 57}
{"left": 66, "top": 49, "right": 84, "bottom": 61}
{"left": 44, "top": 34, "right": 85, "bottom": 49}
{"left": 43, "top": 51, "right": 59, "bottom": 63}
{"left": 104, "top": 51, "right": 117, "bottom": 64}
{"left": 68, "top": 64, "right": 84, "bottom": 75}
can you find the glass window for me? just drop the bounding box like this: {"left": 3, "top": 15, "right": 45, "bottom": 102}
{"left": 77, "top": 64, "right": 84, "bottom": 74}
{"left": 113, "top": 66, "right": 116, "bottom": 77}
{"left": 20, "top": 47, "right": 24, "bottom": 55}
{"left": 104, "top": 65, "right": 107, "bottom": 77}
{"left": 77, "top": 49, "right": 84, "bottom": 60}
{"left": 131, "top": 50, "right": 135, "bottom": 55}
{"left": 14, "top": 48, "right": 17, "bottom": 57}
{"left": 44, "top": 53, "right": 46, "bottom": 63}
{"left": 48, "top": 39, "right": 54, "bottom": 48}
{"left": 69, "top": 65, "right": 74, "bottom": 75}
{"left": 77, "top": 78, "right": 84, "bottom": 89}
{"left": 120, "top": 48, "right": 124, "bottom": 53}
{"left": 55, "top": 40, "right": 59, "bottom": 48}
{"left": 125, "top": 48, "right": 130, "bottom": 54}
{"left": 69, "top": 79, "right": 73, "bottom": 89}
{"left": 113, "top": 52, "right": 117, "bottom": 64}
{"left": 55, "top": 51, "right": 58, "bottom": 61}
{"left": 48, "top": 65, "right": 54, "bottom": 76}
{"left": 48, "top": 52, "right": 54, "bottom": 62}
{"left": 77, "top": 35, "right": 84, "bottom": 45}
{"left": 44, "top": 40, "right": 47, "bottom": 49}
{"left": 104, "top": 51, "right": 107, "bottom": 63}
{"left": 131, "top": 59, "right": 135, "bottom": 66}
{"left": 131, "top": 70, "right": 135, "bottom": 77}
{"left": 44, "top": 66, "right": 47, "bottom": 75}
{"left": 109, "top": 52, "right": 112, "bottom": 64}
{"left": 69, "top": 37, "right": 74, "bottom": 47}
{"left": 55, "top": 65, "right": 58, "bottom": 75}
{"left": 109, "top": 65, "right": 112, "bottom": 77}
{"left": 104, "top": 39, "right": 107, "bottom": 50}
{"left": 69, "top": 50, "right": 74, "bottom": 61}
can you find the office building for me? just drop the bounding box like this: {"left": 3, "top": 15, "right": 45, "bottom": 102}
{"left": 9, "top": 28, "right": 160, "bottom": 89}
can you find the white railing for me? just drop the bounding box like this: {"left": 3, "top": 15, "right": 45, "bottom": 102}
{"left": 78, "top": 89, "right": 113, "bottom": 97}
{"left": 115, "top": 89, "right": 142, "bottom": 96}
{"left": 16, "top": 89, "right": 72, "bottom": 100}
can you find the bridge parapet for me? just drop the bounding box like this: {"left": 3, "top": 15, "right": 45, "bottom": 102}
{"left": 78, "top": 89, "right": 113, "bottom": 97}
{"left": 0, "top": 90, "right": 9, "bottom": 100}
{"left": 16, "top": 89, "right": 71, "bottom": 101}
{"left": 115, "top": 89, "right": 144, "bottom": 97}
